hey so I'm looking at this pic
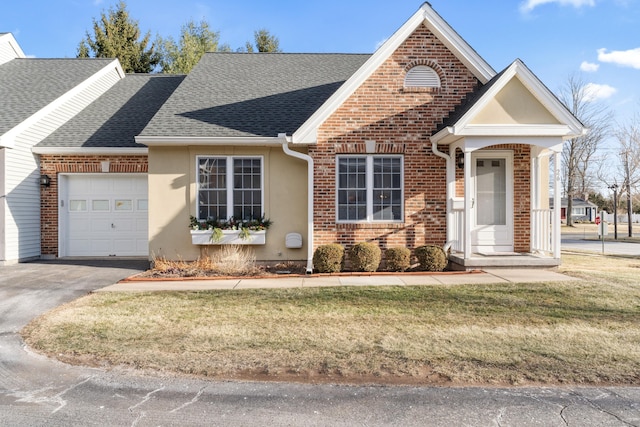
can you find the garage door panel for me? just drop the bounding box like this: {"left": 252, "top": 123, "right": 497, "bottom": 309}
{"left": 63, "top": 175, "right": 148, "bottom": 257}
{"left": 91, "top": 179, "right": 111, "bottom": 193}
{"left": 68, "top": 217, "right": 91, "bottom": 233}
{"left": 91, "top": 239, "right": 111, "bottom": 253}
{"left": 113, "top": 218, "right": 134, "bottom": 232}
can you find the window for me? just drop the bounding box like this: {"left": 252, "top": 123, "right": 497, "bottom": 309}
{"left": 404, "top": 65, "right": 440, "bottom": 89}
{"left": 198, "top": 156, "right": 263, "bottom": 221}
{"left": 571, "top": 207, "right": 586, "bottom": 216}
{"left": 337, "top": 155, "right": 403, "bottom": 222}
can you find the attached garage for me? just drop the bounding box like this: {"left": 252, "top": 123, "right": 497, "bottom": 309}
{"left": 58, "top": 174, "right": 148, "bottom": 257}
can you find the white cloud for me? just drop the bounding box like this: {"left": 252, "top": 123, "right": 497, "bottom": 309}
{"left": 583, "top": 83, "right": 617, "bottom": 102}
{"left": 597, "top": 47, "right": 640, "bottom": 69}
{"left": 520, "top": 0, "right": 595, "bottom": 13}
{"left": 580, "top": 61, "right": 600, "bottom": 72}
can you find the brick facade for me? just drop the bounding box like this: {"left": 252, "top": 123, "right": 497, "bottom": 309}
{"left": 311, "top": 24, "right": 481, "bottom": 252}
{"left": 40, "top": 154, "right": 148, "bottom": 256}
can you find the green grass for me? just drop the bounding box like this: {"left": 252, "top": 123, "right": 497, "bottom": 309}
{"left": 21, "top": 253, "right": 640, "bottom": 386}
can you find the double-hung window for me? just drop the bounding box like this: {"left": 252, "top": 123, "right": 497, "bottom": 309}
{"left": 197, "top": 156, "right": 263, "bottom": 221}
{"left": 337, "top": 155, "right": 403, "bottom": 222}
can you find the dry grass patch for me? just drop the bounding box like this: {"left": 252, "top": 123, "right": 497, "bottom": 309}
{"left": 22, "top": 255, "right": 640, "bottom": 386}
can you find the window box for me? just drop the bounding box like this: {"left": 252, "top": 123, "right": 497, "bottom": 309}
{"left": 190, "top": 229, "right": 266, "bottom": 245}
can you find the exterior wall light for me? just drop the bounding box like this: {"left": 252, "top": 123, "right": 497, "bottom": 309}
{"left": 40, "top": 174, "right": 51, "bottom": 187}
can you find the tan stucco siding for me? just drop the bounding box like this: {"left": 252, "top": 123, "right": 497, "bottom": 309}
{"left": 471, "top": 78, "right": 560, "bottom": 125}
{"left": 148, "top": 145, "right": 308, "bottom": 262}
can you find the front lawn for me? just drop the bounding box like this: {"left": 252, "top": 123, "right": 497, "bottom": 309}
{"left": 21, "top": 253, "right": 640, "bottom": 385}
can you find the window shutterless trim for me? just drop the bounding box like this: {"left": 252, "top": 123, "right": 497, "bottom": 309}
{"left": 335, "top": 154, "right": 404, "bottom": 224}
{"left": 196, "top": 155, "right": 264, "bottom": 221}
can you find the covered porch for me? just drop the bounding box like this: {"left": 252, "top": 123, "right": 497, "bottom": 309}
{"left": 429, "top": 59, "right": 585, "bottom": 270}
{"left": 441, "top": 141, "right": 562, "bottom": 270}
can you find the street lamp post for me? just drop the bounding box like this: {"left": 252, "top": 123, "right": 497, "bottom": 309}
{"left": 609, "top": 184, "right": 619, "bottom": 240}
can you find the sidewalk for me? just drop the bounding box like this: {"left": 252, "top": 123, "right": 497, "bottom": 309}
{"left": 96, "top": 268, "right": 574, "bottom": 292}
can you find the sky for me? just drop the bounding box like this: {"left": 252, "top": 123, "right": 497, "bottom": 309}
{"left": 3, "top": 0, "right": 639, "bottom": 157}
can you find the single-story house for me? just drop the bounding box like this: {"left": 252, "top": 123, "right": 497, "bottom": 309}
{"left": 2, "top": 3, "right": 585, "bottom": 270}
{"left": 550, "top": 197, "right": 598, "bottom": 222}
{"left": 136, "top": 3, "right": 584, "bottom": 270}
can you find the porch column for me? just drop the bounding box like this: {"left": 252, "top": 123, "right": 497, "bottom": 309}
{"left": 553, "top": 151, "right": 561, "bottom": 258}
{"left": 463, "top": 150, "right": 472, "bottom": 259}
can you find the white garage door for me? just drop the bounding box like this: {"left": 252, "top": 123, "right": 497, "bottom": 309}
{"left": 62, "top": 174, "right": 148, "bottom": 257}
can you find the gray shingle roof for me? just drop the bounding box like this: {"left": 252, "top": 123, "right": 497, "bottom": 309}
{"left": 37, "top": 74, "right": 184, "bottom": 148}
{"left": 0, "top": 58, "right": 115, "bottom": 135}
{"left": 139, "top": 53, "right": 371, "bottom": 138}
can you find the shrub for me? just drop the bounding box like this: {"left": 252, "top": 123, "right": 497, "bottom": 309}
{"left": 313, "top": 244, "right": 344, "bottom": 273}
{"left": 211, "top": 245, "right": 258, "bottom": 276}
{"left": 348, "top": 242, "right": 381, "bottom": 272}
{"left": 415, "top": 245, "right": 448, "bottom": 272}
{"left": 385, "top": 247, "right": 411, "bottom": 272}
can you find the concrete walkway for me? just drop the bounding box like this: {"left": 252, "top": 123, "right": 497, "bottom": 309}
{"left": 96, "top": 268, "right": 574, "bottom": 292}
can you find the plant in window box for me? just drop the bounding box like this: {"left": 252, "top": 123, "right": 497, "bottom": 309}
{"left": 189, "top": 216, "right": 272, "bottom": 245}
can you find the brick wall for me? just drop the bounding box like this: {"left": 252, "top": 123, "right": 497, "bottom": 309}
{"left": 40, "top": 154, "right": 148, "bottom": 256}
{"left": 311, "top": 24, "right": 480, "bottom": 252}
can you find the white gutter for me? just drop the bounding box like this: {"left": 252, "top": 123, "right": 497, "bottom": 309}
{"left": 32, "top": 147, "right": 148, "bottom": 155}
{"left": 279, "top": 133, "right": 314, "bottom": 273}
{"left": 136, "top": 136, "right": 285, "bottom": 147}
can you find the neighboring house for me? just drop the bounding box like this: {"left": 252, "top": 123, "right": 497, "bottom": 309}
{"left": 0, "top": 32, "right": 126, "bottom": 264}
{"left": 137, "top": 3, "right": 585, "bottom": 271}
{"left": 34, "top": 74, "right": 184, "bottom": 258}
{"left": 550, "top": 197, "right": 598, "bottom": 222}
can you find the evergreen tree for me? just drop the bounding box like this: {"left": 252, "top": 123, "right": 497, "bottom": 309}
{"left": 244, "top": 29, "right": 281, "bottom": 53}
{"left": 158, "top": 20, "right": 223, "bottom": 74}
{"left": 77, "top": 1, "right": 159, "bottom": 73}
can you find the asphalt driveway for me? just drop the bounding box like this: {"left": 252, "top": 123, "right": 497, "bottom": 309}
{"left": 1, "top": 260, "right": 639, "bottom": 426}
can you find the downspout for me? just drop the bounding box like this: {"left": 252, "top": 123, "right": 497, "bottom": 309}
{"left": 431, "top": 139, "right": 456, "bottom": 251}
{"left": 280, "top": 134, "right": 314, "bottom": 273}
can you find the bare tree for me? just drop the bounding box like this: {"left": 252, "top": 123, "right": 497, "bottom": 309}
{"left": 558, "top": 74, "right": 611, "bottom": 226}
{"left": 615, "top": 115, "right": 640, "bottom": 236}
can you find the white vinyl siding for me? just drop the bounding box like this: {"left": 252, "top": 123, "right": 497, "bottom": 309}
{"left": 0, "top": 35, "right": 23, "bottom": 65}
{"left": 1, "top": 64, "right": 122, "bottom": 262}
{"left": 3, "top": 139, "right": 41, "bottom": 261}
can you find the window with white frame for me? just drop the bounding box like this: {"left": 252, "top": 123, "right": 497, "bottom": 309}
{"left": 198, "top": 156, "right": 263, "bottom": 221}
{"left": 571, "top": 207, "right": 586, "bottom": 216}
{"left": 337, "top": 155, "right": 403, "bottom": 222}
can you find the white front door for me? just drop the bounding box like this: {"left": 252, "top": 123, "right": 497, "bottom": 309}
{"left": 471, "top": 151, "right": 514, "bottom": 253}
{"left": 59, "top": 174, "right": 148, "bottom": 257}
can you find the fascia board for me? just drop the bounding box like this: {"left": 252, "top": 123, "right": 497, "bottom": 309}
{"left": 459, "top": 124, "right": 573, "bottom": 137}
{"left": 292, "top": 9, "right": 426, "bottom": 145}
{"left": 430, "top": 126, "right": 457, "bottom": 145}
{"left": 1, "top": 33, "right": 26, "bottom": 59}
{"left": 512, "top": 60, "right": 585, "bottom": 135}
{"left": 465, "top": 135, "right": 564, "bottom": 152}
{"left": 422, "top": 6, "right": 495, "bottom": 84}
{"left": 135, "top": 136, "right": 287, "bottom": 147}
{"left": 32, "top": 147, "right": 148, "bottom": 155}
{"left": 454, "top": 63, "right": 519, "bottom": 130}
{"left": 0, "top": 59, "right": 124, "bottom": 149}
{"left": 292, "top": 3, "right": 496, "bottom": 145}
{"left": 453, "top": 60, "right": 585, "bottom": 138}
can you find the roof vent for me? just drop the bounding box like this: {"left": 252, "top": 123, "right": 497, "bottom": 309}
{"left": 404, "top": 65, "right": 440, "bottom": 88}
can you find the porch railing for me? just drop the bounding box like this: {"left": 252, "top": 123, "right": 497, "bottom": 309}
{"left": 450, "top": 207, "right": 464, "bottom": 252}
{"left": 531, "top": 208, "right": 552, "bottom": 254}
